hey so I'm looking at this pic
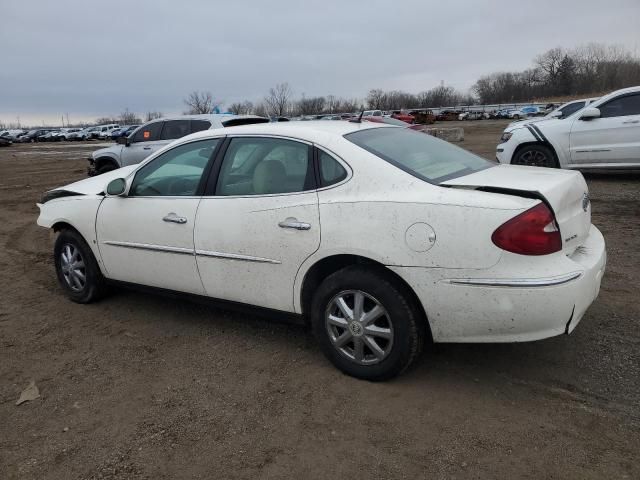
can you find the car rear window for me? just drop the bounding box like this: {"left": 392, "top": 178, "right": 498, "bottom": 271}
{"left": 345, "top": 127, "right": 493, "bottom": 184}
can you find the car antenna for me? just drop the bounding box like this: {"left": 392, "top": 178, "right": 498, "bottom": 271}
{"left": 349, "top": 111, "right": 364, "bottom": 123}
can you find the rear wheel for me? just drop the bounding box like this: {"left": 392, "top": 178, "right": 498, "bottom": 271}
{"left": 311, "top": 266, "right": 425, "bottom": 381}
{"left": 54, "top": 229, "right": 108, "bottom": 303}
{"left": 513, "top": 144, "right": 557, "bottom": 168}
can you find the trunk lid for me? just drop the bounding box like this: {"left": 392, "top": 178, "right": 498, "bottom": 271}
{"left": 443, "top": 165, "right": 591, "bottom": 253}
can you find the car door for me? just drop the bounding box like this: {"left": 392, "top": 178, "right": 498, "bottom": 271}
{"left": 120, "top": 121, "right": 170, "bottom": 167}
{"left": 570, "top": 92, "right": 640, "bottom": 165}
{"left": 194, "top": 136, "right": 320, "bottom": 312}
{"left": 96, "top": 138, "right": 221, "bottom": 294}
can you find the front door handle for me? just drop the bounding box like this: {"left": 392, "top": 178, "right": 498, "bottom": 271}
{"left": 278, "top": 218, "right": 311, "bottom": 230}
{"left": 143, "top": 147, "right": 152, "bottom": 150}
{"left": 163, "top": 213, "right": 187, "bottom": 224}
{"left": 622, "top": 120, "right": 639, "bottom": 124}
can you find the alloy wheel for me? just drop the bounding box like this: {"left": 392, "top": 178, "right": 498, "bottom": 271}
{"left": 325, "top": 290, "right": 394, "bottom": 365}
{"left": 519, "top": 149, "right": 549, "bottom": 167}
{"left": 60, "top": 243, "right": 86, "bottom": 291}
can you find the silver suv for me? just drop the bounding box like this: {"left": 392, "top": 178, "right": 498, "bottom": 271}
{"left": 88, "top": 114, "right": 268, "bottom": 175}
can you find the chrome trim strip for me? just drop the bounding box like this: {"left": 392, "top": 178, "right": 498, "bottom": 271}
{"left": 446, "top": 272, "right": 582, "bottom": 288}
{"left": 195, "top": 249, "right": 281, "bottom": 264}
{"left": 103, "top": 241, "right": 194, "bottom": 255}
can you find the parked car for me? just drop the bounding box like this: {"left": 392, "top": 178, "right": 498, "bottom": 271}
{"left": 110, "top": 125, "right": 139, "bottom": 139}
{"left": 96, "top": 124, "right": 121, "bottom": 139}
{"left": 362, "top": 110, "right": 383, "bottom": 117}
{"left": 0, "top": 136, "right": 12, "bottom": 147}
{"left": 17, "top": 129, "right": 54, "bottom": 142}
{"left": 458, "top": 111, "right": 487, "bottom": 121}
{"left": 1, "top": 129, "right": 26, "bottom": 141}
{"left": 435, "top": 110, "right": 459, "bottom": 121}
{"left": 37, "top": 130, "right": 61, "bottom": 142}
{"left": 390, "top": 111, "right": 415, "bottom": 123}
{"left": 496, "top": 86, "right": 640, "bottom": 170}
{"left": 520, "top": 106, "right": 545, "bottom": 116}
{"left": 67, "top": 128, "right": 92, "bottom": 141}
{"left": 88, "top": 114, "right": 269, "bottom": 175}
{"left": 38, "top": 121, "right": 605, "bottom": 380}
{"left": 60, "top": 128, "right": 84, "bottom": 141}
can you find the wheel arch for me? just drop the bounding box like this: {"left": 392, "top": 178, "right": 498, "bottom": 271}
{"left": 298, "top": 254, "right": 432, "bottom": 340}
{"left": 94, "top": 156, "right": 120, "bottom": 171}
{"left": 511, "top": 141, "right": 560, "bottom": 167}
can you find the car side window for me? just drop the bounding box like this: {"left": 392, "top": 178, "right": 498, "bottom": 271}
{"left": 598, "top": 94, "right": 640, "bottom": 118}
{"left": 129, "top": 139, "right": 219, "bottom": 197}
{"left": 318, "top": 150, "right": 347, "bottom": 187}
{"left": 190, "top": 120, "right": 211, "bottom": 134}
{"left": 132, "top": 122, "right": 163, "bottom": 143}
{"left": 161, "top": 120, "right": 190, "bottom": 140}
{"left": 560, "top": 101, "right": 585, "bottom": 117}
{"left": 216, "top": 137, "right": 313, "bottom": 196}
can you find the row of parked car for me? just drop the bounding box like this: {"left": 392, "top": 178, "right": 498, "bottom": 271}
{"left": 0, "top": 124, "right": 142, "bottom": 145}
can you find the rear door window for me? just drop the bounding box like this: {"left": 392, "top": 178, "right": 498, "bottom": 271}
{"left": 161, "top": 120, "right": 191, "bottom": 140}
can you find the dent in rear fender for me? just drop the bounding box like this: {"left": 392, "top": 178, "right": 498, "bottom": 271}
{"left": 36, "top": 196, "right": 107, "bottom": 275}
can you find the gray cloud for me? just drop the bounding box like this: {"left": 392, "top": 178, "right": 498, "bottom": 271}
{"left": 1, "top": 0, "right": 638, "bottom": 124}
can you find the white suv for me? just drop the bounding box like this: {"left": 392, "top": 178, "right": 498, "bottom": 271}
{"left": 88, "top": 114, "right": 268, "bottom": 175}
{"left": 496, "top": 86, "right": 640, "bottom": 170}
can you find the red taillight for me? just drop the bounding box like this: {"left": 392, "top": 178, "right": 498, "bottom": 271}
{"left": 492, "top": 203, "right": 562, "bottom": 255}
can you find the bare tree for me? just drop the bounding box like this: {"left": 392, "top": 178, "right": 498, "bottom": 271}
{"left": 264, "top": 83, "right": 292, "bottom": 117}
{"left": 228, "top": 101, "right": 254, "bottom": 115}
{"left": 145, "top": 111, "right": 163, "bottom": 122}
{"left": 120, "top": 108, "right": 141, "bottom": 125}
{"left": 183, "top": 91, "right": 222, "bottom": 114}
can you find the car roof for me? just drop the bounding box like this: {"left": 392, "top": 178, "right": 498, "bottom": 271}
{"left": 184, "top": 120, "right": 390, "bottom": 142}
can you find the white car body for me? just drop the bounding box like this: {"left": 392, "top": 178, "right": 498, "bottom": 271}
{"left": 497, "top": 86, "right": 640, "bottom": 170}
{"left": 38, "top": 121, "right": 605, "bottom": 353}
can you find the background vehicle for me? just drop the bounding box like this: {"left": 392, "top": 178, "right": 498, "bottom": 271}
{"left": 507, "top": 98, "right": 599, "bottom": 129}
{"left": 520, "top": 106, "right": 544, "bottom": 116}
{"left": 38, "top": 121, "right": 605, "bottom": 380}
{"left": 0, "top": 136, "right": 12, "bottom": 147}
{"left": 458, "top": 111, "right": 487, "bottom": 121}
{"left": 496, "top": 86, "right": 640, "bottom": 170}
{"left": 97, "top": 124, "right": 121, "bottom": 139}
{"left": 110, "top": 125, "right": 139, "bottom": 139}
{"left": 390, "top": 111, "right": 415, "bottom": 123}
{"left": 17, "top": 129, "right": 54, "bottom": 142}
{"left": 362, "top": 110, "right": 383, "bottom": 117}
{"left": 88, "top": 114, "right": 268, "bottom": 175}
{"left": 435, "top": 110, "right": 459, "bottom": 121}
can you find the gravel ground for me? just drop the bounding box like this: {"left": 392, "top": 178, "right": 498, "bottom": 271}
{"left": 1, "top": 122, "right": 638, "bottom": 479}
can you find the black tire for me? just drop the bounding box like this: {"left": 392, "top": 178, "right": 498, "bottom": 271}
{"left": 512, "top": 144, "right": 558, "bottom": 168}
{"left": 54, "top": 229, "right": 108, "bottom": 303}
{"left": 97, "top": 162, "right": 117, "bottom": 175}
{"left": 311, "top": 265, "right": 426, "bottom": 381}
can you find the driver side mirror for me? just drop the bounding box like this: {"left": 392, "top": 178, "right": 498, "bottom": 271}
{"left": 106, "top": 178, "right": 127, "bottom": 196}
{"left": 579, "top": 107, "right": 601, "bottom": 121}
{"left": 116, "top": 136, "right": 130, "bottom": 146}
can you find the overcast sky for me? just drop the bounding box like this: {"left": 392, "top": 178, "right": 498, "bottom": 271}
{"left": 1, "top": 0, "right": 638, "bottom": 126}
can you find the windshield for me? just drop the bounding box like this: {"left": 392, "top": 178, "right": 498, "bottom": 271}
{"left": 345, "top": 127, "right": 493, "bottom": 184}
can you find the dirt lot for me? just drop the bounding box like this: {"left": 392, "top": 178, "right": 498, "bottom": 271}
{"left": 1, "top": 121, "right": 639, "bottom": 479}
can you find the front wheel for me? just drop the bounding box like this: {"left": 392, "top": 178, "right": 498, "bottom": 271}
{"left": 311, "top": 266, "right": 426, "bottom": 381}
{"left": 512, "top": 144, "right": 557, "bottom": 168}
{"left": 54, "top": 229, "right": 108, "bottom": 303}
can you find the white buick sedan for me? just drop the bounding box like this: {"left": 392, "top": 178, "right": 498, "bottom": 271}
{"left": 37, "top": 121, "right": 606, "bottom": 380}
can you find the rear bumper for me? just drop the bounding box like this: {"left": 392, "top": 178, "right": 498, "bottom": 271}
{"left": 390, "top": 225, "right": 606, "bottom": 343}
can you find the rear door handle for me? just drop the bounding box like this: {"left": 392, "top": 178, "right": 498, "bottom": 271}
{"left": 143, "top": 147, "right": 152, "bottom": 150}
{"left": 163, "top": 213, "right": 187, "bottom": 224}
{"left": 278, "top": 218, "right": 311, "bottom": 230}
{"left": 622, "top": 120, "right": 640, "bottom": 124}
